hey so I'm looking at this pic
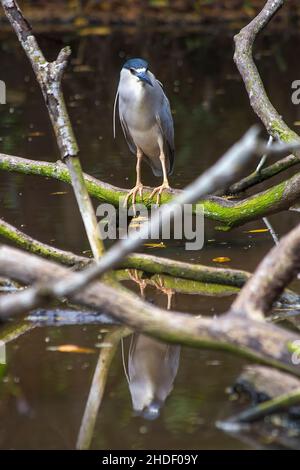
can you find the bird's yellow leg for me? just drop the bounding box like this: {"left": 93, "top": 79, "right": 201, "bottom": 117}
{"left": 152, "top": 275, "right": 175, "bottom": 310}
{"left": 127, "top": 269, "right": 148, "bottom": 298}
{"left": 124, "top": 149, "right": 144, "bottom": 207}
{"left": 149, "top": 152, "right": 170, "bottom": 205}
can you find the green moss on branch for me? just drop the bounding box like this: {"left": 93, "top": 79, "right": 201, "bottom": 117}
{"left": 1, "top": 153, "right": 300, "bottom": 230}
{"left": 115, "top": 269, "right": 239, "bottom": 296}
{"left": 1, "top": 217, "right": 299, "bottom": 305}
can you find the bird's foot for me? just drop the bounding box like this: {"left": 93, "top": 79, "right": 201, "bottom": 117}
{"left": 127, "top": 269, "right": 148, "bottom": 298}
{"left": 123, "top": 183, "right": 144, "bottom": 208}
{"left": 149, "top": 182, "right": 170, "bottom": 206}
{"left": 152, "top": 275, "right": 174, "bottom": 310}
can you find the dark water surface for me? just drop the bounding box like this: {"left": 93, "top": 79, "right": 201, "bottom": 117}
{"left": 0, "top": 28, "right": 300, "bottom": 449}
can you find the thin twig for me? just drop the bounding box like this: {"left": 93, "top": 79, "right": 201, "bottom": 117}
{"left": 227, "top": 153, "right": 300, "bottom": 195}
{"left": 256, "top": 135, "right": 273, "bottom": 173}
{"left": 263, "top": 217, "right": 279, "bottom": 246}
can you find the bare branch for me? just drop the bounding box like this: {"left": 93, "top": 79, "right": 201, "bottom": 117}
{"left": 76, "top": 327, "right": 129, "bottom": 450}
{"left": 0, "top": 0, "right": 104, "bottom": 259}
{"left": 234, "top": 0, "right": 300, "bottom": 147}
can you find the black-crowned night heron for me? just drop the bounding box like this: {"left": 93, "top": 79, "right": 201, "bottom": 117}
{"left": 114, "top": 58, "right": 175, "bottom": 205}
{"left": 128, "top": 334, "right": 180, "bottom": 420}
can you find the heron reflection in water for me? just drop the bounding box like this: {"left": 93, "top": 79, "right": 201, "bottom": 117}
{"left": 123, "top": 271, "right": 181, "bottom": 420}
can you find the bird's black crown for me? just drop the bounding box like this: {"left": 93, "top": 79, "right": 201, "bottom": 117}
{"left": 123, "top": 58, "right": 148, "bottom": 70}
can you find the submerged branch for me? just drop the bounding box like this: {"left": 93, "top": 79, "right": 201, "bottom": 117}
{"left": 228, "top": 389, "right": 300, "bottom": 424}
{"left": 76, "top": 327, "right": 129, "bottom": 450}
{"left": 235, "top": 365, "right": 300, "bottom": 401}
{"left": 218, "top": 366, "right": 300, "bottom": 426}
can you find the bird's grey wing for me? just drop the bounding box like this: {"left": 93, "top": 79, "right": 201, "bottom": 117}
{"left": 164, "top": 345, "right": 180, "bottom": 378}
{"left": 128, "top": 333, "right": 138, "bottom": 379}
{"left": 156, "top": 90, "right": 175, "bottom": 175}
{"left": 118, "top": 99, "right": 136, "bottom": 155}
{"left": 113, "top": 89, "right": 119, "bottom": 139}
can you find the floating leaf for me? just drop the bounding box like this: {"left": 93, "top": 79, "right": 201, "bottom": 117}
{"left": 28, "top": 131, "right": 45, "bottom": 137}
{"left": 144, "top": 242, "right": 166, "bottom": 249}
{"left": 79, "top": 26, "right": 112, "bottom": 36}
{"left": 149, "top": 0, "right": 168, "bottom": 7}
{"left": 73, "top": 65, "right": 94, "bottom": 73}
{"left": 245, "top": 228, "right": 269, "bottom": 233}
{"left": 47, "top": 344, "right": 95, "bottom": 354}
{"left": 73, "top": 17, "right": 89, "bottom": 28}
{"left": 212, "top": 256, "right": 231, "bottom": 263}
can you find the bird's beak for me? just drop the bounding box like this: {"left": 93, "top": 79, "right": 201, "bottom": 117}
{"left": 137, "top": 71, "right": 153, "bottom": 87}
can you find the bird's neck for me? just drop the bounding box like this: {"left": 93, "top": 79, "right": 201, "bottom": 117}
{"left": 119, "top": 79, "right": 147, "bottom": 105}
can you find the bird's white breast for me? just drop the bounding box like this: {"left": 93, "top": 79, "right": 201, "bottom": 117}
{"left": 118, "top": 68, "right": 169, "bottom": 165}
{"left": 118, "top": 69, "right": 161, "bottom": 131}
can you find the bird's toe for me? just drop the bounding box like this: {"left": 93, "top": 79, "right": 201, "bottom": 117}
{"left": 149, "top": 183, "right": 170, "bottom": 205}
{"left": 123, "top": 184, "right": 144, "bottom": 207}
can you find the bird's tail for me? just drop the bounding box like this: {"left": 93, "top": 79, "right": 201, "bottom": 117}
{"left": 145, "top": 152, "right": 174, "bottom": 177}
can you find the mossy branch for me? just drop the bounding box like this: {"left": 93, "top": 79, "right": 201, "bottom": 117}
{"left": 2, "top": 215, "right": 299, "bottom": 304}
{"left": 0, "top": 216, "right": 244, "bottom": 295}
{"left": 1, "top": 153, "right": 300, "bottom": 230}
